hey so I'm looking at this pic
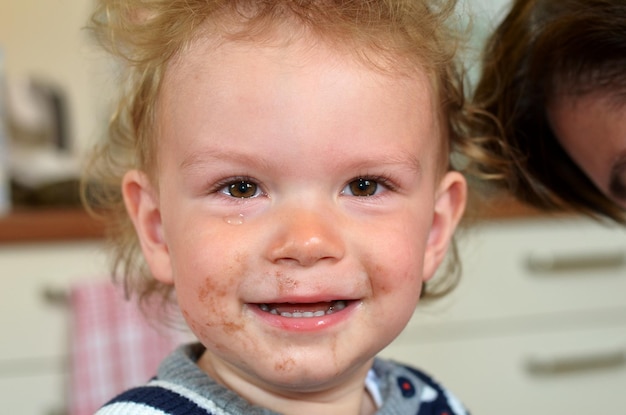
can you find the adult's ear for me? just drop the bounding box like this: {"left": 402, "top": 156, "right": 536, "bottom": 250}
{"left": 122, "top": 170, "right": 174, "bottom": 285}
{"left": 422, "top": 171, "right": 467, "bottom": 281}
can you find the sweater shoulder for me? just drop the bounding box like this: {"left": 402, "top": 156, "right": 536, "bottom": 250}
{"left": 95, "top": 380, "right": 224, "bottom": 415}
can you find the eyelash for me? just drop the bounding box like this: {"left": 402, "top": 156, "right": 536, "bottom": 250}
{"left": 367, "top": 175, "right": 396, "bottom": 191}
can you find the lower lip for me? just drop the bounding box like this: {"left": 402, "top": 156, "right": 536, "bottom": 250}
{"left": 248, "top": 301, "right": 359, "bottom": 332}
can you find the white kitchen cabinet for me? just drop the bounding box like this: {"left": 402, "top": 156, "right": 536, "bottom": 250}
{"left": 0, "top": 373, "right": 69, "bottom": 415}
{"left": 0, "top": 241, "right": 109, "bottom": 415}
{"left": 384, "top": 327, "right": 626, "bottom": 414}
{"left": 381, "top": 215, "right": 626, "bottom": 415}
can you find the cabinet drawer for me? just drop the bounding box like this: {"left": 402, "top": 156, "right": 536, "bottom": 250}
{"left": 419, "top": 216, "right": 626, "bottom": 324}
{"left": 0, "top": 242, "right": 108, "bottom": 360}
{"left": 381, "top": 325, "right": 626, "bottom": 415}
{"left": 0, "top": 370, "right": 67, "bottom": 415}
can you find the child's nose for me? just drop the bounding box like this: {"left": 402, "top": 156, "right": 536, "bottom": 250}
{"left": 265, "top": 206, "right": 345, "bottom": 267}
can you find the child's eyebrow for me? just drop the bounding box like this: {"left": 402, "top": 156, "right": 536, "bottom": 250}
{"left": 179, "top": 148, "right": 422, "bottom": 175}
{"left": 345, "top": 154, "right": 423, "bottom": 175}
{"left": 179, "top": 149, "right": 274, "bottom": 172}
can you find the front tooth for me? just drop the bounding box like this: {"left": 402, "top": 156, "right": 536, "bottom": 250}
{"left": 280, "top": 311, "right": 293, "bottom": 318}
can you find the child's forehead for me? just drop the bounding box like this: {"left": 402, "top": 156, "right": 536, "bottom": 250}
{"left": 155, "top": 24, "right": 447, "bottom": 173}
{"left": 168, "top": 10, "right": 435, "bottom": 82}
{"left": 154, "top": 10, "right": 449, "bottom": 173}
{"left": 165, "top": 25, "right": 438, "bottom": 116}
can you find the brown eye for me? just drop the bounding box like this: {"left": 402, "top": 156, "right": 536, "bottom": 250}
{"left": 228, "top": 181, "right": 258, "bottom": 198}
{"left": 348, "top": 178, "right": 378, "bottom": 196}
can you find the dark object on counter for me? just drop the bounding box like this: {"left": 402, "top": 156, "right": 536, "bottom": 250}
{"left": 11, "top": 178, "right": 81, "bottom": 207}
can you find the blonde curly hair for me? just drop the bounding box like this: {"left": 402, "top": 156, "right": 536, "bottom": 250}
{"left": 83, "top": 0, "right": 505, "bottom": 310}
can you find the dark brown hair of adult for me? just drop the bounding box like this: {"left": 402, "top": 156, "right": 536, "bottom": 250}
{"left": 473, "top": 0, "right": 626, "bottom": 223}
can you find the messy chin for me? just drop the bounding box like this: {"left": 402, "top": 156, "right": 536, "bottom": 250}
{"left": 196, "top": 330, "right": 382, "bottom": 396}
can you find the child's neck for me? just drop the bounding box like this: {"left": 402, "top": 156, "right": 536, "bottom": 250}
{"left": 198, "top": 351, "right": 377, "bottom": 415}
{"left": 250, "top": 386, "right": 377, "bottom": 415}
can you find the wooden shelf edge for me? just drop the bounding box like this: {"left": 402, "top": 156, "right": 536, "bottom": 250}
{"left": 0, "top": 207, "right": 105, "bottom": 244}
{"left": 0, "top": 198, "right": 558, "bottom": 244}
{"left": 471, "top": 197, "right": 545, "bottom": 220}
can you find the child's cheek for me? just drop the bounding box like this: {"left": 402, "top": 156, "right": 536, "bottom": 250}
{"left": 176, "top": 252, "right": 249, "bottom": 346}
{"left": 363, "top": 240, "right": 424, "bottom": 297}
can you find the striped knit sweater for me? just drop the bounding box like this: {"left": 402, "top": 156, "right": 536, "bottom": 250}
{"left": 97, "top": 343, "right": 470, "bottom": 415}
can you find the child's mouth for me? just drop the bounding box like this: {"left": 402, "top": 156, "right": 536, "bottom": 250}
{"left": 257, "top": 300, "right": 348, "bottom": 318}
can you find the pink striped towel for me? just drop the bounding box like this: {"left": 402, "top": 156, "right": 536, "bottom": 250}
{"left": 68, "top": 279, "right": 190, "bottom": 415}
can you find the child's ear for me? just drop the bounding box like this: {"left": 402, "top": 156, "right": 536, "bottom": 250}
{"left": 122, "top": 170, "right": 174, "bottom": 285}
{"left": 422, "top": 171, "right": 467, "bottom": 281}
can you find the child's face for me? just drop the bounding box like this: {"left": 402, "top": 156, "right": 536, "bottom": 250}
{"left": 125, "top": 30, "right": 465, "bottom": 401}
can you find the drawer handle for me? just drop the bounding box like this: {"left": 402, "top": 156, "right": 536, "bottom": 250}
{"left": 41, "top": 286, "right": 69, "bottom": 306}
{"left": 526, "top": 251, "right": 626, "bottom": 273}
{"left": 525, "top": 348, "right": 626, "bottom": 375}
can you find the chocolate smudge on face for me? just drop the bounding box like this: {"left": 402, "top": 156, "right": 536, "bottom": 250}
{"left": 222, "top": 320, "right": 245, "bottom": 334}
{"left": 198, "top": 284, "right": 210, "bottom": 302}
{"left": 198, "top": 276, "right": 228, "bottom": 303}
{"left": 274, "top": 357, "right": 296, "bottom": 373}
{"left": 276, "top": 273, "right": 299, "bottom": 295}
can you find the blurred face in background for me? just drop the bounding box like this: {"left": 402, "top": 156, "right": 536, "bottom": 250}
{"left": 548, "top": 91, "right": 626, "bottom": 209}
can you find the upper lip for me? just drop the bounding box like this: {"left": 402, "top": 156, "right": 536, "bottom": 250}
{"left": 249, "top": 294, "right": 360, "bottom": 305}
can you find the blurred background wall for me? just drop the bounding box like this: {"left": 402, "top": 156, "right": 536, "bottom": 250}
{"left": 0, "top": 0, "right": 113, "bottom": 159}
